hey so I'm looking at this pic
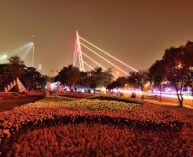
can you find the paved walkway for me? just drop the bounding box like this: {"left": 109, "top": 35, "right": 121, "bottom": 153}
{"left": 134, "top": 98, "right": 193, "bottom": 109}
{"left": 0, "top": 95, "right": 44, "bottom": 112}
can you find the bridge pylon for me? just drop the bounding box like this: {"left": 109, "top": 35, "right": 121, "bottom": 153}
{"left": 73, "top": 30, "right": 85, "bottom": 72}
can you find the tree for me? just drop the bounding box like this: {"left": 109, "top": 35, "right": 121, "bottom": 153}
{"left": 115, "top": 77, "right": 128, "bottom": 88}
{"left": 100, "top": 69, "right": 113, "bottom": 88}
{"left": 0, "top": 64, "right": 7, "bottom": 90}
{"left": 0, "top": 55, "right": 46, "bottom": 92}
{"left": 107, "top": 81, "right": 118, "bottom": 90}
{"left": 166, "top": 67, "right": 191, "bottom": 107}
{"left": 149, "top": 60, "right": 166, "bottom": 101}
{"left": 184, "top": 41, "right": 193, "bottom": 67}
{"left": 6, "top": 55, "right": 26, "bottom": 79}
{"left": 107, "top": 77, "right": 128, "bottom": 90}
{"left": 21, "top": 67, "right": 45, "bottom": 90}
{"left": 183, "top": 41, "right": 193, "bottom": 96}
{"left": 55, "top": 65, "right": 81, "bottom": 87}
{"left": 44, "top": 75, "right": 55, "bottom": 83}
{"left": 88, "top": 67, "right": 113, "bottom": 89}
{"left": 0, "top": 56, "right": 26, "bottom": 91}
{"left": 128, "top": 70, "right": 149, "bottom": 99}
{"left": 77, "top": 71, "right": 91, "bottom": 88}
{"left": 162, "top": 44, "right": 193, "bottom": 107}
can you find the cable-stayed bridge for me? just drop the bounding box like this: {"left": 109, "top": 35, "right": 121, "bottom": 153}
{"left": 1, "top": 31, "right": 138, "bottom": 77}
{"left": 73, "top": 31, "right": 138, "bottom": 78}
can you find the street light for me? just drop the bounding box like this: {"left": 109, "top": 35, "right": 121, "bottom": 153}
{"left": 30, "top": 42, "right": 34, "bottom": 67}
{"left": 30, "top": 34, "right": 35, "bottom": 67}
{"left": 1, "top": 54, "right": 7, "bottom": 60}
{"left": 0, "top": 54, "right": 7, "bottom": 63}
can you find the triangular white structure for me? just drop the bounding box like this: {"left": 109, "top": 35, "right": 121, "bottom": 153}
{"left": 16, "top": 78, "right": 27, "bottom": 93}
{"left": 4, "top": 78, "right": 27, "bottom": 93}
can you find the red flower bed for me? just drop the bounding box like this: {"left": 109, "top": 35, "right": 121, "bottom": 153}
{"left": 57, "top": 92, "right": 94, "bottom": 98}
{"left": 0, "top": 103, "right": 192, "bottom": 156}
{"left": 3, "top": 123, "right": 193, "bottom": 157}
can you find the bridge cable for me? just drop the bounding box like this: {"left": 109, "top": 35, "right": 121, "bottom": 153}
{"left": 79, "top": 36, "right": 138, "bottom": 72}
{"left": 83, "top": 61, "right": 95, "bottom": 70}
{"left": 82, "top": 51, "right": 118, "bottom": 78}
{"left": 80, "top": 42, "right": 129, "bottom": 76}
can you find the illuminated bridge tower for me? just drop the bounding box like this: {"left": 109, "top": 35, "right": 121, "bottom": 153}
{"left": 73, "top": 31, "right": 85, "bottom": 72}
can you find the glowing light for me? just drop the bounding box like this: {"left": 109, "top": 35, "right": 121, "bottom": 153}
{"left": 2, "top": 54, "right": 7, "bottom": 59}
{"left": 20, "top": 45, "right": 32, "bottom": 60}
{"left": 7, "top": 42, "right": 34, "bottom": 60}
{"left": 49, "top": 82, "right": 60, "bottom": 91}
{"left": 30, "top": 42, "right": 34, "bottom": 46}
{"left": 0, "top": 54, "right": 7, "bottom": 61}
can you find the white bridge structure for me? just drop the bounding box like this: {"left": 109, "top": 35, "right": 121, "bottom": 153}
{"left": 73, "top": 31, "right": 138, "bottom": 77}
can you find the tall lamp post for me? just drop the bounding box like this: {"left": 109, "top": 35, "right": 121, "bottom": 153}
{"left": 31, "top": 35, "right": 35, "bottom": 67}
{"left": 31, "top": 42, "right": 34, "bottom": 67}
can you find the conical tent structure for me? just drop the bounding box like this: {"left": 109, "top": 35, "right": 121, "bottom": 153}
{"left": 4, "top": 78, "right": 27, "bottom": 93}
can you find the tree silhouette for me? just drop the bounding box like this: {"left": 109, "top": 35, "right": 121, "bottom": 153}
{"left": 162, "top": 45, "right": 192, "bottom": 107}
{"left": 128, "top": 70, "right": 149, "bottom": 99}
{"left": 5, "top": 55, "right": 26, "bottom": 80}
{"left": 149, "top": 60, "right": 166, "bottom": 101}
{"left": 87, "top": 67, "right": 113, "bottom": 89}
{"left": 0, "top": 56, "right": 45, "bottom": 91}
{"left": 77, "top": 71, "right": 91, "bottom": 88}
{"left": 56, "top": 65, "right": 81, "bottom": 87}
{"left": 107, "top": 77, "right": 128, "bottom": 90}
{"left": 21, "top": 67, "right": 45, "bottom": 90}
{"left": 0, "top": 56, "right": 26, "bottom": 91}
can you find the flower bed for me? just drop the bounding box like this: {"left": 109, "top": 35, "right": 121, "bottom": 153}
{"left": 18, "top": 97, "right": 138, "bottom": 111}
{"left": 0, "top": 104, "right": 185, "bottom": 148}
{"left": 0, "top": 95, "right": 192, "bottom": 156}
{"left": 3, "top": 123, "right": 192, "bottom": 157}
{"left": 89, "top": 94, "right": 141, "bottom": 104}
{"left": 57, "top": 92, "right": 94, "bottom": 98}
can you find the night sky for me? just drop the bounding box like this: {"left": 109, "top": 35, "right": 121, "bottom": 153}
{"left": 1, "top": 0, "right": 193, "bottom": 74}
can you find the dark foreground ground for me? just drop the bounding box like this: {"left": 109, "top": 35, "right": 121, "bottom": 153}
{"left": 0, "top": 94, "right": 45, "bottom": 112}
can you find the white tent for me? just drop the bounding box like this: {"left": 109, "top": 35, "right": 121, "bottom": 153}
{"left": 4, "top": 78, "right": 27, "bottom": 93}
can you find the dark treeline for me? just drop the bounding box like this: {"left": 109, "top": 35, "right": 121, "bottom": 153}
{"left": 0, "top": 56, "right": 46, "bottom": 91}
{"left": 0, "top": 41, "right": 193, "bottom": 107}
{"left": 54, "top": 66, "right": 113, "bottom": 90}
